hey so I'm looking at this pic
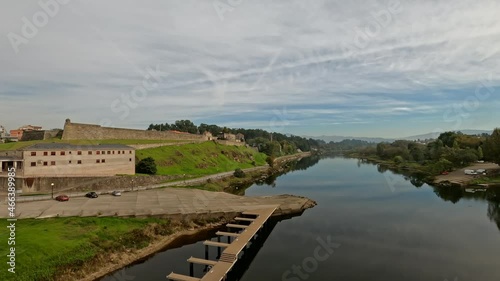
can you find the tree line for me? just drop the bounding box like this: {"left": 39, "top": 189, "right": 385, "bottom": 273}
{"left": 355, "top": 129, "right": 500, "bottom": 174}
{"left": 147, "top": 120, "right": 321, "bottom": 156}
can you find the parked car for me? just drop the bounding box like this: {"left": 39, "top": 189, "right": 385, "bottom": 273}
{"left": 85, "top": 192, "right": 98, "bottom": 198}
{"left": 55, "top": 195, "right": 69, "bottom": 201}
{"left": 441, "top": 171, "right": 449, "bottom": 175}
{"left": 464, "top": 169, "right": 477, "bottom": 175}
{"left": 111, "top": 190, "right": 122, "bottom": 196}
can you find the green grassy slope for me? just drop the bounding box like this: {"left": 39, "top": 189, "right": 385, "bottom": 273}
{"left": 136, "top": 141, "right": 267, "bottom": 176}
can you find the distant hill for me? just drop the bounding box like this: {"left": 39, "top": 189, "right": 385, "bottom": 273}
{"left": 306, "top": 135, "right": 395, "bottom": 143}
{"left": 402, "top": 130, "right": 492, "bottom": 141}
{"left": 308, "top": 129, "right": 493, "bottom": 143}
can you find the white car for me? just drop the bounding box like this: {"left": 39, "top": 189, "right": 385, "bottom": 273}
{"left": 111, "top": 190, "right": 122, "bottom": 196}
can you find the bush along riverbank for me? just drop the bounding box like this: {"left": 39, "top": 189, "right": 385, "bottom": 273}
{"left": 178, "top": 152, "right": 315, "bottom": 194}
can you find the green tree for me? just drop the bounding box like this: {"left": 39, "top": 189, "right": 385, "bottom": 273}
{"left": 484, "top": 128, "right": 500, "bottom": 165}
{"left": 439, "top": 132, "right": 458, "bottom": 148}
{"left": 136, "top": 157, "right": 157, "bottom": 175}
{"left": 394, "top": 156, "right": 405, "bottom": 164}
{"left": 266, "top": 156, "right": 275, "bottom": 167}
{"left": 478, "top": 146, "right": 484, "bottom": 160}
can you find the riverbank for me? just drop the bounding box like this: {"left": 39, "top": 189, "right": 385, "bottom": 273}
{"left": 63, "top": 218, "right": 230, "bottom": 281}
{"left": 348, "top": 154, "right": 500, "bottom": 187}
{"left": 0, "top": 152, "right": 315, "bottom": 281}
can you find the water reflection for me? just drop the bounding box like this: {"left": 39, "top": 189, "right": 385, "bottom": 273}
{"left": 366, "top": 157, "right": 500, "bottom": 232}
{"left": 99, "top": 214, "right": 303, "bottom": 281}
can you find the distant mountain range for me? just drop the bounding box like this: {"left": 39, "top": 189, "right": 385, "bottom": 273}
{"left": 308, "top": 129, "right": 493, "bottom": 143}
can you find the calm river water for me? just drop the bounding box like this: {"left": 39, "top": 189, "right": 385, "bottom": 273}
{"left": 101, "top": 157, "right": 500, "bottom": 281}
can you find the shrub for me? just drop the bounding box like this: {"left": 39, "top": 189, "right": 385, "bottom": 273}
{"left": 266, "top": 156, "right": 275, "bottom": 167}
{"left": 136, "top": 157, "right": 157, "bottom": 175}
{"left": 234, "top": 168, "right": 246, "bottom": 178}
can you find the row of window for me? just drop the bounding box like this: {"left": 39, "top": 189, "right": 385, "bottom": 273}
{"left": 30, "top": 158, "right": 133, "bottom": 167}
{"left": 30, "top": 150, "right": 133, "bottom": 156}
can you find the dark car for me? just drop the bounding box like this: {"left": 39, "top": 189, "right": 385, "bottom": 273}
{"left": 55, "top": 195, "right": 69, "bottom": 201}
{"left": 85, "top": 192, "right": 98, "bottom": 198}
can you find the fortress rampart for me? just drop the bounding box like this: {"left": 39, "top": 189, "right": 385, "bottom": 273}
{"left": 61, "top": 119, "right": 207, "bottom": 141}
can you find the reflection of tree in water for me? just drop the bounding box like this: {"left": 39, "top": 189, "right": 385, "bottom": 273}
{"left": 486, "top": 186, "right": 500, "bottom": 230}
{"left": 488, "top": 201, "right": 500, "bottom": 230}
{"left": 433, "top": 185, "right": 464, "bottom": 204}
{"left": 255, "top": 156, "right": 321, "bottom": 187}
{"left": 432, "top": 184, "right": 500, "bottom": 232}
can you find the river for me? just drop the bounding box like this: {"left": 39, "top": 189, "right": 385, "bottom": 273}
{"left": 100, "top": 157, "right": 500, "bottom": 281}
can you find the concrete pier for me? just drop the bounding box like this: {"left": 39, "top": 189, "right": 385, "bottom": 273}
{"left": 0, "top": 187, "right": 316, "bottom": 219}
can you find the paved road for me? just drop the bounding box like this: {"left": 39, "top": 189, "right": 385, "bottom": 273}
{"left": 11, "top": 165, "right": 270, "bottom": 203}
{"left": 0, "top": 187, "right": 314, "bottom": 219}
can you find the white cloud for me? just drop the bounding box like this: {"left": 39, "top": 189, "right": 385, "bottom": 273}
{"left": 1, "top": 0, "right": 499, "bottom": 136}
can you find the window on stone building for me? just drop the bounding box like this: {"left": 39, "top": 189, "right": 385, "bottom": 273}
{"left": 44, "top": 152, "right": 48, "bottom": 156}
{"left": 77, "top": 151, "right": 82, "bottom": 155}
{"left": 118, "top": 151, "right": 121, "bottom": 154}
{"left": 96, "top": 159, "right": 100, "bottom": 163}
{"left": 129, "top": 151, "right": 132, "bottom": 154}
{"left": 96, "top": 151, "right": 100, "bottom": 155}
{"left": 102, "top": 159, "right": 106, "bottom": 163}
{"left": 88, "top": 151, "right": 92, "bottom": 155}
{"left": 129, "top": 158, "right": 132, "bottom": 161}
{"left": 60, "top": 151, "right": 65, "bottom": 156}
{"left": 77, "top": 160, "right": 82, "bottom": 164}
{"left": 112, "top": 151, "right": 115, "bottom": 154}
{"left": 31, "top": 152, "right": 36, "bottom": 156}
{"left": 43, "top": 162, "right": 48, "bottom": 166}
{"left": 51, "top": 161, "right": 55, "bottom": 166}
{"left": 51, "top": 152, "right": 56, "bottom": 156}
{"left": 107, "top": 151, "right": 111, "bottom": 155}
{"left": 69, "top": 160, "right": 72, "bottom": 164}
{"left": 31, "top": 162, "right": 36, "bottom": 167}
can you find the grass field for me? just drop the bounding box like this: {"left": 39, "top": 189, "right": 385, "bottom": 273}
{"left": 0, "top": 217, "right": 174, "bottom": 281}
{"left": 0, "top": 139, "right": 186, "bottom": 151}
{"left": 136, "top": 141, "right": 267, "bottom": 176}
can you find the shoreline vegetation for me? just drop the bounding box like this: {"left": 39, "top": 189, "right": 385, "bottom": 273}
{"left": 1, "top": 151, "right": 313, "bottom": 281}
{"left": 332, "top": 130, "right": 500, "bottom": 187}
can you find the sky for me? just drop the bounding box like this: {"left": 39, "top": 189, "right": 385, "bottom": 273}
{"left": 1, "top": 0, "right": 500, "bottom": 138}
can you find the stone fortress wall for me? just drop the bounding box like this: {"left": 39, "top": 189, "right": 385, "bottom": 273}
{"left": 61, "top": 119, "right": 207, "bottom": 141}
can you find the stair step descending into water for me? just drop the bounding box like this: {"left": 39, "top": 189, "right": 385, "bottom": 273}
{"left": 216, "top": 231, "right": 240, "bottom": 237}
{"left": 219, "top": 253, "right": 237, "bottom": 263}
{"left": 234, "top": 217, "right": 255, "bottom": 222}
{"left": 203, "top": 241, "right": 230, "bottom": 248}
{"left": 187, "top": 257, "right": 218, "bottom": 266}
{"left": 166, "top": 272, "right": 201, "bottom": 281}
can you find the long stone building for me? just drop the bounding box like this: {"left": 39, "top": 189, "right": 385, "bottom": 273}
{"left": 0, "top": 143, "right": 135, "bottom": 178}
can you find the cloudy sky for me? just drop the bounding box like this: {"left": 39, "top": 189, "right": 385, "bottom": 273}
{"left": 1, "top": 0, "right": 499, "bottom": 138}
